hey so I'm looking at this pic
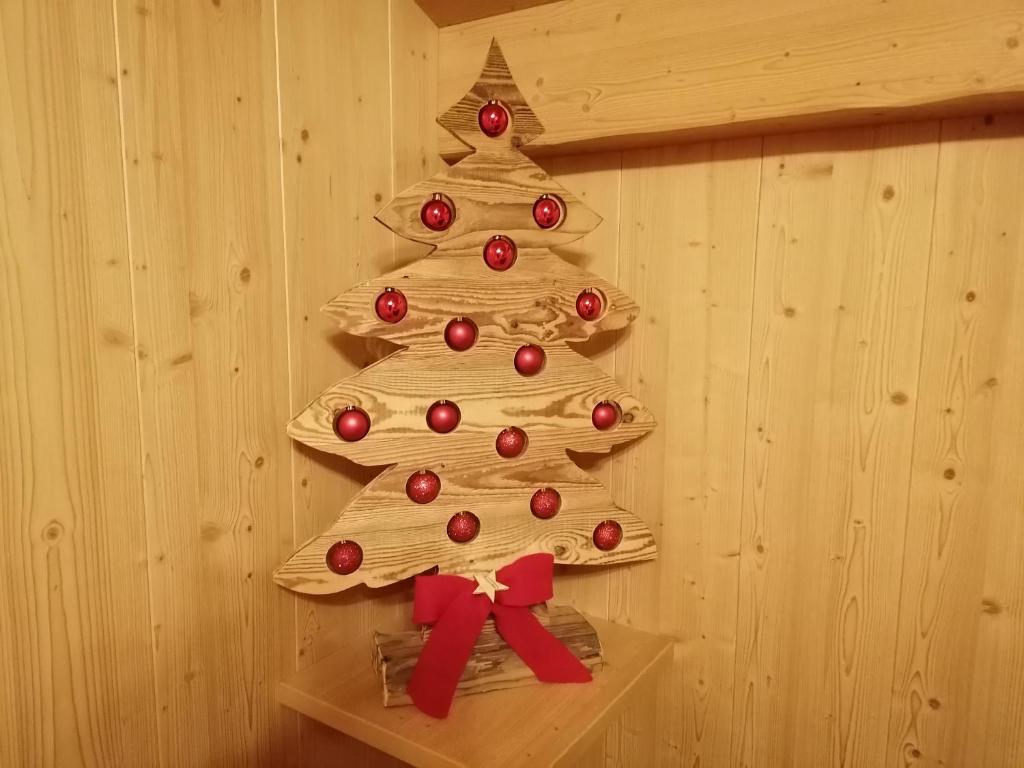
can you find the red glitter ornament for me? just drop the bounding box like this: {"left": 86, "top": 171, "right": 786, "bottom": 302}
{"left": 447, "top": 511, "right": 480, "bottom": 543}
{"left": 477, "top": 100, "right": 510, "bottom": 138}
{"left": 444, "top": 317, "right": 478, "bottom": 351}
{"left": 495, "top": 427, "right": 528, "bottom": 458}
{"left": 333, "top": 406, "right": 370, "bottom": 442}
{"left": 427, "top": 400, "right": 461, "bottom": 433}
{"left": 375, "top": 287, "right": 407, "bottom": 323}
{"left": 514, "top": 344, "right": 545, "bottom": 376}
{"left": 325, "top": 540, "right": 363, "bottom": 574}
{"left": 593, "top": 520, "right": 623, "bottom": 551}
{"left": 406, "top": 470, "right": 441, "bottom": 504}
{"left": 420, "top": 194, "right": 454, "bottom": 231}
{"left": 532, "top": 194, "right": 563, "bottom": 229}
{"left": 591, "top": 400, "right": 621, "bottom": 431}
{"left": 483, "top": 235, "right": 517, "bottom": 271}
{"left": 576, "top": 289, "right": 603, "bottom": 321}
{"left": 530, "top": 488, "right": 561, "bottom": 520}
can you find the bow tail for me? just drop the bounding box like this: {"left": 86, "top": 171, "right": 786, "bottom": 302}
{"left": 492, "top": 604, "right": 593, "bottom": 683}
{"left": 407, "top": 592, "right": 492, "bottom": 718}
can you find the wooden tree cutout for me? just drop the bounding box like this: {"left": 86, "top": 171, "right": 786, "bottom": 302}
{"left": 275, "top": 39, "right": 657, "bottom": 597}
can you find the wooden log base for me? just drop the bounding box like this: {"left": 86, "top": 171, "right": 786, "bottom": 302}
{"left": 373, "top": 604, "right": 603, "bottom": 707}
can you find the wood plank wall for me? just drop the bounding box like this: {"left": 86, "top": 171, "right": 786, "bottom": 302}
{"left": 1, "top": 2, "right": 1022, "bottom": 767}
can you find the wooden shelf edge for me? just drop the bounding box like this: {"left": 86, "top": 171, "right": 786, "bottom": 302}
{"left": 279, "top": 614, "right": 673, "bottom": 768}
{"left": 414, "top": 0, "right": 561, "bottom": 28}
{"left": 439, "top": 90, "right": 1024, "bottom": 162}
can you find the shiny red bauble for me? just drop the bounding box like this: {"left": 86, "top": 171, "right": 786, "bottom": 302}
{"left": 478, "top": 101, "right": 510, "bottom": 138}
{"left": 375, "top": 287, "right": 407, "bottom": 323}
{"left": 532, "top": 194, "right": 563, "bottom": 229}
{"left": 530, "top": 488, "right": 561, "bottom": 519}
{"left": 333, "top": 406, "right": 370, "bottom": 442}
{"left": 444, "top": 317, "right": 478, "bottom": 351}
{"left": 576, "top": 289, "right": 603, "bottom": 321}
{"left": 447, "top": 511, "right": 480, "bottom": 543}
{"left": 591, "top": 400, "right": 621, "bottom": 431}
{"left": 483, "top": 235, "right": 517, "bottom": 271}
{"left": 406, "top": 470, "right": 441, "bottom": 504}
{"left": 427, "top": 400, "right": 461, "bottom": 433}
{"left": 514, "top": 344, "right": 546, "bottom": 376}
{"left": 495, "top": 426, "right": 528, "bottom": 458}
{"left": 593, "top": 520, "right": 623, "bottom": 551}
{"left": 420, "top": 194, "right": 454, "bottom": 231}
{"left": 325, "top": 540, "right": 363, "bottom": 574}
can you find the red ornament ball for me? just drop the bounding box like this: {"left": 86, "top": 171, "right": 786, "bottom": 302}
{"left": 576, "top": 289, "right": 603, "bottom": 321}
{"left": 495, "top": 426, "right": 528, "bottom": 458}
{"left": 483, "top": 235, "right": 517, "bottom": 271}
{"left": 427, "top": 400, "right": 461, "bottom": 433}
{"left": 444, "top": 317, "right": 478, "bottom": 351}
{"left": 478, "top": 101, "right": 510, "bottom": 138}
{"left": 593, "top": 520, "right": 623, "bottom": 551}
{"left": 326, "top": 540, "right": 363, "bottom": 574}
{"left": 530, "top": 488, "right": 561, "bottom": 520}
{"left": 532, "top": 194, "right": 563, "bottom": 229}
{"left": 420, "top": 194, "right": 454, "bottom": 232}
{"left": 514, "top": 344, "right": 546, "bottom": 376}
{"left": 375, "top": 287, "right": 407, "bottom": 323}
{"left": 406, "top": 470, "right": 441, "bottom": 504}
{"left": 333, "top": 406, "right": 370, "bottom": 442}
{"left": 591, "top": 400, "right": 621, "bottom": 431}
{"left": 447, "top": 511, "right": 480, "bottom": 543}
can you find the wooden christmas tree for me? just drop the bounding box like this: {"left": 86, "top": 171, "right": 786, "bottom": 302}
{"left": 275, "top": 40, "right": 657, "bottom": 708}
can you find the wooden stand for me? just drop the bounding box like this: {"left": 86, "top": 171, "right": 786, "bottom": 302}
{"left": 280, "top": 614, "right": 673, "bottom": 768}
{"left": 374, "top": 605, "right": 603, "bottom": 707}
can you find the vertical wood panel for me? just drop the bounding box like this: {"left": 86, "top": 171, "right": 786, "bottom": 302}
{"left": 277, "top": 0, "right": 437, "bottom": 763}
{"left": 888, "top": 113, "right": 1024, "bottom": 768}
{"left": 734, "top": 123, "right": 940, "bottom": 767}
{"left": 616, "top": 140, "right": 762, "bottom": 767}
{"left": 0, "top": 2, "right": 160, "bottom": 765}
{"left": 116, "top": 0, "right": 293, "bottom": 764}
{"left": 277, "top": 0, "right": 397, "bottom": 672}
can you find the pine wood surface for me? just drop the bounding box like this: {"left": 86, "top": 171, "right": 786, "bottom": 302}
{"left": 279, "top": 613, "right": 672, "bottom": 768}
{"left": 278, "top": 39, "right": 658, "bottom": 593}
{"left": 276, "top": 1, "right": 441, "bottom": 765}
{"left": 114, "top": 0, "right": 296, "bottom": 763}
{"left": 6, "top": 2, "right": 1024, "bottom": 766}
{"left": 375, "top": 604, "right": 603, "bottom": 706}
{"left": 414, "top": 0, "right": 560, "bottom": 28}
{"left": 734, "top": 123, "right": 940, "bottom": 767}
{"left": 0, "top": 2, "right": 160, "bottom": 765}
{"left": 437, "top": 0, "right": 1024, "bottom": 157}
{"left": 887, "top": 113, "right": 1024, "bottom": 768}
{"left": 321, "top": 249, "right": 638, "bottom": 343}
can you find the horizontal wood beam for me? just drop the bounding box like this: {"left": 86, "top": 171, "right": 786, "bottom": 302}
{"left": 437, "top": 0, "right": 1024, "bottom": 158}
{"left": 414, "top": 0, "right": 560, "bottom": 27}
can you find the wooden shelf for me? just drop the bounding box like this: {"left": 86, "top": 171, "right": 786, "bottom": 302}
{"left": 279, "top": 615, "right": 673, "bottom": 767}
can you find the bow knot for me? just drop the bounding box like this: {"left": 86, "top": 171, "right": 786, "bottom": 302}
{"left": 407, "top": 553, "right": 592, "bottom": 717}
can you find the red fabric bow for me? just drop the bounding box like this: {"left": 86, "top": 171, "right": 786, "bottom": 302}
{"left": 407, "top": 553, "right": 592, "bottom": 718}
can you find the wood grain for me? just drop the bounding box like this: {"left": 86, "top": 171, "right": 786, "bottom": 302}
{"left": 377, "top": 152, "right": 602, "bottom": 249}
{"left": 323, "top": 249, "right": 638, "bottom": 344}
{"left": 0, "top": 2, "right": 159, "bottom": 764}
{"left": 437, "top": 0, "right": 1024, "bottom": 158}
{"left": 277, "top": 1, "right": 442, "bottom": 764}
{"left": 116, "top": 0, "right": 293, "bottom": 763}
{"left": 887, "top": 113, "right": 1024, "bottom": 768}
{"left": 616, "top": 139, "right": 763, "bottom": 768}
{"left": 734, "top": 123, "right": 940, "bottom": 767}
{"left": 375, "top": 604, "right": 603, "bottom": 706}
{"left": 279, "top": 36, "right": 657, "bottom": 595}
{"left": 414, "top": 0, "right": 561, "bottom": 27}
